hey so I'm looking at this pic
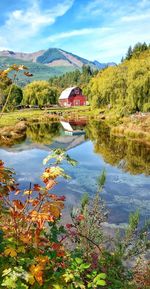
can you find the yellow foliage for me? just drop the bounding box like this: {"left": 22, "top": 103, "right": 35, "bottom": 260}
{"left": 4, "top": 247, "right": 17, "bottom": 257}
{"left": 29, "top": 264, "right": 44, "bottom": 285}
{"left": 88, "top": 49, "right": 150, "bottom": 113}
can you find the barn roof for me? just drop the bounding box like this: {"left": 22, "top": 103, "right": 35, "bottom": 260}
{"left": 59, "top": 86, "right": 76, "bottom": 100}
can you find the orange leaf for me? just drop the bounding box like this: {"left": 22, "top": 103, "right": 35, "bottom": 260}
{"left": 46, "top": 179, "right": 56, "bottom": 190}
{"left": 20, "top": 233, "right": 32, "bottom": 244}
{"left": 13, "top": 200, "right": 24, "bottom": 210}
{"left": 36, "top": 256, "right": 49, "bottom": 265}
{"left": 28, "top": 199, "right": 39, "bottom": 206}
{"left": 30, "top": 265, "right": 44, "bottom": 285}
{"left": 33, "top": 184, "right": 41, "bottom": 191}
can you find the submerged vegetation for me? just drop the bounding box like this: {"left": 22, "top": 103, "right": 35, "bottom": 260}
{"left": 0, "top": 150, "right": 149, "bottom": 288}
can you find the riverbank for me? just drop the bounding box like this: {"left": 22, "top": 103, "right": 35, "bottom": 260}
{"left": 111, "top": 112, "right": 150, "bottom": 145}
{"left": 0, "top": 106, "right": 90, "bottom": 127}
{"left": 0, "top": 107, "right": 150, "bottom": 145}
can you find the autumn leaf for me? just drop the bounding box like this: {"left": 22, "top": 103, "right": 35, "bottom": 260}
{"left": 31, "top": 199, "right": 40, "bottom": 207}
{"left": 0, "top": 160, "right": 4, "bottom": 168}
{"left": 36, "top": 256, "right": 49, "bottom": 266}
{"left": 4, "top": 246, "right": 17, "bottom": 257}
{"left": 18, "top": 65, "right": 28, "bottom": 70}
{"left": 24, "top": 71, "right": 33, "bottom": 77}
{"left": 55, "top": 196, "right": 66, "bottom": 201}
{"left": 23, "top": 190, "right": 32, "bottom": 195}
{"left": 49, "top": 194, "right": 65, "bottom": 201}
{"left": 76, "top": 214, "right": 84, "bottom": 221}
{"left": 15, "top": 189, "right": 20, "bottom": 195}
{"left": 46, "top": 179, "right": 56, "bottom": 190}
{"left": 41, "top": 201, "right": 64, "bottom": 218}
{"left": 42, "top": 167, "right": 64, "bottom": 181}
{"left": 33, "top": 184, "right": 41, "bottom": 191}
{"left": 13, "top": 200, "right": 24, "bottom": 210}
{"left": 20, "top": 233, "right": 32, "bottom": 244}
{"left": 30, "top": 264, "right": 44, "bottom": 285}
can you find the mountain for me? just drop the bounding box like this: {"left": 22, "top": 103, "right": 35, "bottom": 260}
{"left": 0, "top": 48, "right": 116, "bottom": 84}
{"left": 0, "top": 48, "right": 98, "bottom": 69}
{"left": 93, "top": 60, "right": 116, "bottom": 69}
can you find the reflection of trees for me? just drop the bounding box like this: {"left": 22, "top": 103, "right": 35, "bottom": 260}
{"left": 27, "top": 122, "right": 60, "bottom": 144}
{"left": 86, "top": 120, "right": 150, "bottom": 175}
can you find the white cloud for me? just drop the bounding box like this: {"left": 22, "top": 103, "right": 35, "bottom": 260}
{"left": 54, "top": 17, "right": 150, "bottom": 63}
{"left": 121, "top": 11, "right": 150, "bottom": 22}
{"left": 46, "top": 27, "right": 112, "bottom": 42}
{"left": 0, "top": 0, "right": 149, "bottom": 62}
{"left": 0, "top": 0, "right": 74, "bottom": 51}
{"left": 83, "top": 0, "right": 115, "bottom": 15}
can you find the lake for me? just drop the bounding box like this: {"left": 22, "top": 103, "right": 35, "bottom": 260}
{"left": 0, "top": 120, "right": 150, "bottom": 225}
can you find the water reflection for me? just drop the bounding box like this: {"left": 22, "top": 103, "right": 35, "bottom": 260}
{"left": 86, "top": 120, "right": 150, "bottom": 175}
{"left": 1, "top": 120, "right": 150, "bottom": 176}
{"left": 0, "top": 120, "right": 150, "bottom": 224}
{"left": 27, "top": 122, "right": 61, "bottom": 144}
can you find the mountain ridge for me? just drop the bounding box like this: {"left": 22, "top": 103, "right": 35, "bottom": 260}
{"left": 0, "top": 48, "right": 116, "bottom": 84}
{"left": 0, "top": 48, "right": 115, "bottom": 69}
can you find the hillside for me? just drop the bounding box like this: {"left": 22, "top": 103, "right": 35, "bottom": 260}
{"left": 0, "top": 56, "right": 74, "bottom": 85}
{"left": 36, "top": 48, "right": 97, "bottom": 69}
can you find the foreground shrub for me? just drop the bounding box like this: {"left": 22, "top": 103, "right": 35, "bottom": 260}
{"left": 0, "top": 149, "right": 149, "bottom": 288}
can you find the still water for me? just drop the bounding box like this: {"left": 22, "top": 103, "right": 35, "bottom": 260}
{"left": 0, "top": 121, "right": 150, "bottom": 225}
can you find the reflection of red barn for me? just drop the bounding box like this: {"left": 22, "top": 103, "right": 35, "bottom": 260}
{"left": 59, "top": 87, "right": 86, "bottom": 107}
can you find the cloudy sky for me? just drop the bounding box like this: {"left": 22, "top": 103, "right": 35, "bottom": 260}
{"left": 0, "top": 0, "right": 150, "bottom": 62}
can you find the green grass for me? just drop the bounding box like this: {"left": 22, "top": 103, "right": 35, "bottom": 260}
{"left": 0, "top": 110, "right": 44, "bottom": 127}
{"left": 0, "top": 106, "right": 91, "bottom": 127}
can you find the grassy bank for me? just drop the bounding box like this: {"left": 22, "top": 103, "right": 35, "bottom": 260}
{"left": 111, "top": 113, "right": 150, "bottom": 144}
{"left": 0, "top": 107, "right": 150, "bottom": 145}
{"left": 87, "top": 108, "right": 150, "bottom": 144}
{"left": 0, "top": 106, "right": 90, "bottom": 127}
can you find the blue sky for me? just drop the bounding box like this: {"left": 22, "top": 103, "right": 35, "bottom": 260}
{"left": 0, "top": 0, "right": 150, "bottom": 62}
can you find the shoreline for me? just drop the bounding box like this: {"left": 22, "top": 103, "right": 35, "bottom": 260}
{"left": 0, "top": 107, "right": 150, "bottom": 146}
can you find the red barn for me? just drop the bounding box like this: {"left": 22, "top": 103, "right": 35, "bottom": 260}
{"left": 59, "top": 87, "right": 86, "bottom": 107}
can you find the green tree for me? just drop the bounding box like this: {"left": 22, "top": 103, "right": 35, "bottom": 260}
{"left": 23, "top": 80, "right": 58, "bottom": 107}
{"left": 124, "top": 42, "right": 149, "bottom": 61}
{"left": 126, "top": 45, "right": 133, "bottom": 60}
{"left": 88, "top": 48, "right": 150, "bottom": 113}
{"left": 0, "top": 72, "right": 12, "bottom": 106}
{"left": 6, "top": 85, "right": 23, "bottom": 110}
